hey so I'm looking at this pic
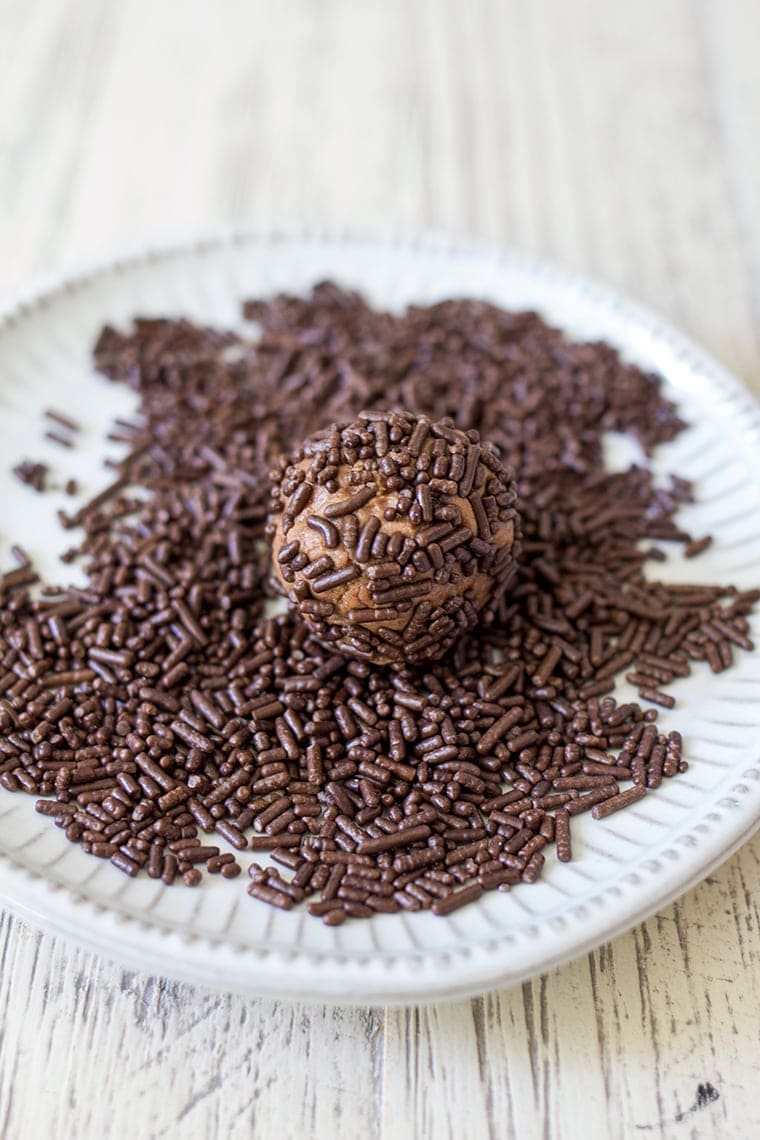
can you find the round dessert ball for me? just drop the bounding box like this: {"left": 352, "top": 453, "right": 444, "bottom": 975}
{"left": 267, "top": 410, "right": 520, "bottom": 665}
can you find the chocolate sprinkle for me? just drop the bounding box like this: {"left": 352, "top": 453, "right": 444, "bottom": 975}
{"left": 0, "top": 282, "right": 756, "bottom": 926}
{"left": 12, "top": 459, "right": 49, "bottom": 493}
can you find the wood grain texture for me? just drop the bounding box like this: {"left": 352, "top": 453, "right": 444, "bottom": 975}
{"left": 0, "top": 0, "right": 758, "bottom": 1137}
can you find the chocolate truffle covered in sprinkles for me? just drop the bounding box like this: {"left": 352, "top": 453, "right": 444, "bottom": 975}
{"left": 0, "top": 281, "right": 757, "bottom": 929}
{"left": 267, "top": 411, "right": 520, "bottom": 664}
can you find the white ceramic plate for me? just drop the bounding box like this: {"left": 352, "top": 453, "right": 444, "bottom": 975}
{"left": 1, "top": 226, "right": 759, "bottom": 1005}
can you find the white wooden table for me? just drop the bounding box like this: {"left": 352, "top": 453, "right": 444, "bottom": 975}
{"left": 1, "top": 1, "right": 758, "bottom": 1136}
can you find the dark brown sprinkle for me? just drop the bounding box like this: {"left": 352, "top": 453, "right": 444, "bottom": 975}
{"left": 591, "top": 785, "right": 648, "bottom": 819}
{"left": 213, "top": 819, "right": 247, "bottom": 849}
{"left": 161, "top": 854, "right": 178, "bottom": 885}
{"left": 288, "top": 481, "right": 313, "bottom": 516}
{"left": 684, "top": 536, "right": 712, "bottom": 559}
{"left": 306, "top": 516, "right": 340, "bottom": 548}
{"left": 248, "top": 834, "right": 302, "bottom": 850}
{"left": 0, "top": 284, "right": 754, "bottom": 926}
{"left": 44, "top": 408, "right": 80, "bottom": 433}
{"left": 555, "top": 810, "right": 572, "bottom": 862}
{"left": 44, "top": 430, "right": 74, "bottom": 449}
{"left": 564, "top": 786, "right": 619, "bottom": 815}
{"left": 322, "top": 485, "right": 376, "bottom": 518}
{"left": 431, "top": 882, "right": 483, "bottom": 916}
{"left": 310, "top": 565, "right": 360, "bottom": 594}
{"left": 12, "top": 460, "right": 49, "bottom": 493}
{"left": 638, "top": 687, "right": 676, "bottom": 709}
{"left": 110, "top": 851, "right": 139, "bottom": 877}
{"left": 357, "top": 825, "right": 431, "bottom": 855}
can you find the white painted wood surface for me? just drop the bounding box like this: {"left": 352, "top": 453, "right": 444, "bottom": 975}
{"left": 0, "top": 0, "right": 758, "bottom": 1136}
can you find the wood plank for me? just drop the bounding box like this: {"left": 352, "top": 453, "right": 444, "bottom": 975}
{"left": 0, "top": 911, "right": 384, "bottom": 1140}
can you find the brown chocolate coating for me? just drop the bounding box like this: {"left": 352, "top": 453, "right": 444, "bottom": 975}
{"left": 267, "top": 411, "right": 520, "bottom": 665}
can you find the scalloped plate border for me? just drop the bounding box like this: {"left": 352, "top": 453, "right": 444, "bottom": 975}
{"left": 0, "top": 223, "right": 759, "bottom": 1006}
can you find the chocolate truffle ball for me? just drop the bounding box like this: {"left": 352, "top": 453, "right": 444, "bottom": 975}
{"left": 267, "top": 411, "right": 520, "bottom": 665}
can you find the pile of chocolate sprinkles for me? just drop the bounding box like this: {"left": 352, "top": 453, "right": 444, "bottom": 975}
{"left": 0, "top": 282, "right": 756, "bottom": 925}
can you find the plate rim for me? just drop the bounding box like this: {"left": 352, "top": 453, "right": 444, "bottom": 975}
{"left": 1, "top": 222, "right": 759, "bottom": 1004}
